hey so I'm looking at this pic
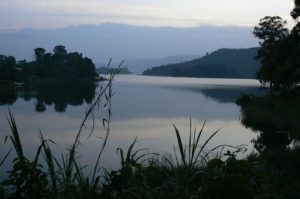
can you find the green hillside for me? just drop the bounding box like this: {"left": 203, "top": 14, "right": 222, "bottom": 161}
{"left": 143, "top": 48, "right": 259, "bottom": 79}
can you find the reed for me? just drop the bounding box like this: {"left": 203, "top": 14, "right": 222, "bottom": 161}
{"left": 171, "top": 119, "right": 219, "bottom": 169}
{"left": 0, "top": 61, "right": 121, "bottom": 198}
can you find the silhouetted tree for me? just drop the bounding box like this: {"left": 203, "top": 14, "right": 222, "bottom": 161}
{"left": 274, "top": 35, "right": 300, "bottom": 89}
{"left": 291, "top": 0, "right": 300, "bottom": 39}
{"left": 0, "top": 56, "right": 16, "bottom": 80}
{"left": 291, "top": 0, "right": 300, "bottom": 19}
{"left": 34, "top": 48, "right": 46, "bottom": 62}
{"left": 53, "top": 45, "right": 67, "bottom": 57}
{"left": 0, "top": 54, "right": 6, "bottom": 64}
{"left": 1, "top": 45, "right": 98, "bottom": 83}
{"left": 253, "top": 16, "right": 289, "bottom": 93}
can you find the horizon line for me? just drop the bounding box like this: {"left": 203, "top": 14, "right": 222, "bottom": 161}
{"left": 0, "top": 21, "right": 256, "bottom": 33}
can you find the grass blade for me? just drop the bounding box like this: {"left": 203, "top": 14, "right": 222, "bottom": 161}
{"left": 194, "top": 128, "right": 221, "bottom": 164}
{"left": 0, "top": 149, "right": 12, "bottom": 168}
{"left": 6, "top": 110, "right": 23, "bottom": 159}
{"left": 188, "top": 117, "right": 192, "bottom": 167}
{"left": 172, "top": 123, "right": 186, "bottom": 167}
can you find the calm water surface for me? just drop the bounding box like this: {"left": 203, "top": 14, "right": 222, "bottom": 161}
{"left": 0, "top": 75, "right": 264, "bottom": 175}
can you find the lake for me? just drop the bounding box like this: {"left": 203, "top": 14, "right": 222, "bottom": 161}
{"left": 0, "top": 74, "right": 265, "bottom": 176}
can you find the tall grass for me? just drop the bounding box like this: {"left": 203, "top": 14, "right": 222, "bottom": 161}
{"left": 1, "top": 111, "right": 261, "bottom": 199}
{"left": 5, "top": 110, "right": 23, "bottom": 160}
{"left": 0, "top": 61, "right": 121, "bottom": 198}
{"left": 100, "top": 119, "right": 251, "bottom": 199}
{"left": 170, "top": 118, "right": 245, "bottom": 170}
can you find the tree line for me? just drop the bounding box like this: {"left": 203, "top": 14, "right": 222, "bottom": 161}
{"left": 253, "top": 2, "right": 300, "bottom": 93}
{"left": 0, "top": 45, "right": 98, "bottom": 83}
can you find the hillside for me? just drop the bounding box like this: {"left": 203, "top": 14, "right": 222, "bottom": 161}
{"left": 143, "top": 48, "right": 259, "bottom": 79}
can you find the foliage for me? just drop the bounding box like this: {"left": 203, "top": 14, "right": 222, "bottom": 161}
{"left": 101, "top": 120, "right": 264, "bottom": 199}
{"left": 0, "top": 56, "right": 16, "bottom": 81}
{"left": 0, "top": 62, "right": 118, "bottom": 199}
{"left": 34, "top": 48, "right": 46, "bottom": 63}
{"left": 170, "top": 119, "right": 219, "bottom": 169}
{"left": 248, "top": 147, "right": 300, "bottom": 199}
{"left": 0, "top": 45, "right": 98, "bottom": 83}
{"left": 253, "top": 16, "right": 289, "bottom": 92}
{"left": 253, "top": 16, "right": 288, "bottom": 48}
{"left": 253, "top": 15, "right": 300, "bottom": 93}
{"left": 2, "top": 110, "right": 49, "bottom": 199}
{"left": 201, "top": 155, "right": 266, "bottom": 199}
{"left": 102, "top": 138, "right": 152, "bottom": 198}
{"left": 291, "top": 0, "right": 300, "bottom": 19}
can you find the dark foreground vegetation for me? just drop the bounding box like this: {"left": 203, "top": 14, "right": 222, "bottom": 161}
{"left": 233, "top": 4, "right": 300, "bottom": 198}
{"left": 237, "top": 0, "right": 300, "bottom": 152}
{"left": 1, "top": 2, "right": 300, "bottom": 199}
{"left": 236, "top": 90, "right": 300, "bottom": 199}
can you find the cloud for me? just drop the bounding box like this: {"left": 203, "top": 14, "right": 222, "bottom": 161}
{"left": 0, "top": 0, "right": 295, "bottom": 30}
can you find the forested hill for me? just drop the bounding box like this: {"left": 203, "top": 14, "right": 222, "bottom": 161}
{"left": 0, "top": 46, "right": 98, "bottom": 83}
{"left": 143, "top": 48, "right": 259, "bottom": 79}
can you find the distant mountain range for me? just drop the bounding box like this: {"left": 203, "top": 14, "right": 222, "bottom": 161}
{"left": 0, "top": 23, "right": 258, "bottom": 72}
{"left": 143, "top": 48, "right": 259, "bottom": 79}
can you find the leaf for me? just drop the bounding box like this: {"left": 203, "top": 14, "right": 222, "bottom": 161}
{"left": 0, "top": 149, "right": 12, "bottom": 168}
{"left": 172, "top": 123, "right": 186, "bottom": 167}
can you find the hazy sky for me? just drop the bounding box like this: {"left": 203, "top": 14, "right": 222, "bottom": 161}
{"left": 0, "top": 0, "right": 296, "bottom": 31}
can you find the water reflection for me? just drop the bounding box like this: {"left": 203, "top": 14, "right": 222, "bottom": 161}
{"left": 0, "top": 75, "right": 262, "bottom": 114}
{"left": 0, "top": 75, "right": 260, "bottom": 172}
{"left": 0, "top": 81, "right": 96, "bottom": 112}
{"left": 200, "top": 87, "right": 267, "bottom": 103}
{"left": 240, "top": 104, "right": 298, "bottom": 152}
{"left": 157, "top": 85, "right": 267, "bottom": 103}
{"left": 0, "top": 86, "right": 17, "bottom": 105}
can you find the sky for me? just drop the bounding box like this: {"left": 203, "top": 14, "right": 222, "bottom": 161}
{"left": 0, "top": 0, "right": 296, "bottom": 32}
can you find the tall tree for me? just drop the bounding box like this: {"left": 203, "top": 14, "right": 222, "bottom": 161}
{"left": 291, "top": 0, "right": 300, "bottom": 35}
{"left": 287, "top": 0, "right": 300, "bottom": 89}
{"left": 291, "top": 0, "right": 300, "bottom": 19}
{"left": 275, "top": 36, "right": 300, "bottom": 89}
{"left": 253, "top": 16, "right": 289, "bottom": 93}
{"left": 34, "top": 48, "right": 46, "bottom": 62}
{"left": 0, "top": 56, "right": 16, "bottom": 80}
{"left": 53, "top": 45, "right": 67, "bottom": 57}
